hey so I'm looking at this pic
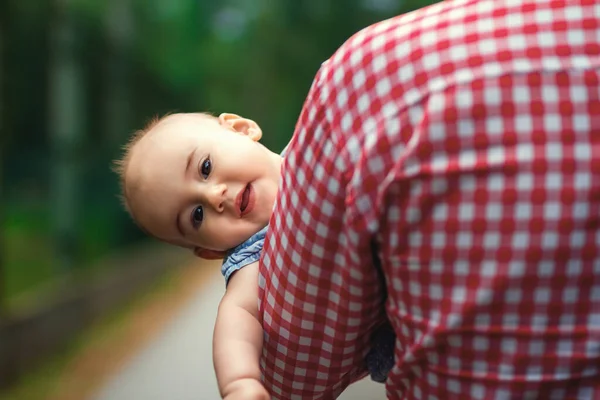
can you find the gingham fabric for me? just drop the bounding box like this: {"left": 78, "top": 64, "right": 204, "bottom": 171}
{"left": 258, "top": 0, "right": 600, "bottom": 398}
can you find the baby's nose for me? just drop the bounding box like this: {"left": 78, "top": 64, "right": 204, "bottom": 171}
{"left": 207, "top": 183, "right": 227, "bottom": 212}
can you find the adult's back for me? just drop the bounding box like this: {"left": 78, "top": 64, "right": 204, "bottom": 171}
{"left": 259, "top": 0, "right": 600, "bottom": 398}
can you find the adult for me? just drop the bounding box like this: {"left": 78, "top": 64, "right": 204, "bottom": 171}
{"left": 259, "top": 0, "right": 600, "bottom": 398}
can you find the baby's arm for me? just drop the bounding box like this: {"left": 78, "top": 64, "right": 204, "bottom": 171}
{"left": 213, "top": 261, "right": 268, "bottom": 400}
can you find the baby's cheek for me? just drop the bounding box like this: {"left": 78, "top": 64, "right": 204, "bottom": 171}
{"left": 205, "top": 222, "right": 240, "bottom": 251}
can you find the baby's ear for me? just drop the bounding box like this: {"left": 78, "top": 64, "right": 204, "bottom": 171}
{"left": 193, "top": 247, "right": 227, "bottom": 260}
{"left": 218, "top": 113, "right": 262, "bottom": 141}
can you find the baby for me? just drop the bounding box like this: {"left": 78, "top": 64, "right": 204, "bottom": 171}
{"left": 115, "top": 112, "right": 394, "bottom": 399}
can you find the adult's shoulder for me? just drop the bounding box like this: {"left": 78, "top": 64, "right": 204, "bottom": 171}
{"left": 319, "top": 2, "right": 452, "bottom": 78}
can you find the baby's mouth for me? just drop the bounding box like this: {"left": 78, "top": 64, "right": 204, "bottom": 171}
{"left": 236, "top": 183, "right": 255, "bottom": 217}
{"left": 240, "top": 184, "right": 251, "bottom": 213}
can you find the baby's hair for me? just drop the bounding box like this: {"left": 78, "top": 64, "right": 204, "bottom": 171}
{"left": 112, "top": 111, "right": 216, "bottom": 219}
{"left": 112, "top": 113, "right": 165, "bottom": 216}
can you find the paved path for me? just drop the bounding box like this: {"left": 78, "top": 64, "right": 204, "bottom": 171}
{"left": 93, "top": 270, "right": 386, "bottom": 400}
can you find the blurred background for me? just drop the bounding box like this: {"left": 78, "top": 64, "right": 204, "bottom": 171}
{"left": 0, "top": 0, "right": 438, "bottom": 399}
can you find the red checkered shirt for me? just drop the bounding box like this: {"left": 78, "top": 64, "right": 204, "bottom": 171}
{"left": 258, "top": 0, "right": 600, "bottom": 398}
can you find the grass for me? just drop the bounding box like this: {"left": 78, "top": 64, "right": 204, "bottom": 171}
{"left": 3, "top": 201, "right": 133, "bottom": 305}
{"left": 3, "top": 204, "right": 58, "bottom": 302}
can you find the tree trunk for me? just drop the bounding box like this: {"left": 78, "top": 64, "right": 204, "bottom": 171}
{"left": 48, "top": 0, "right": 84, "bottom": 273}
{"left": 0, "top": 0, "right": 6, "bottom": 315}
{"left": 105, "top": 0, "right": 133, "bottom": 147}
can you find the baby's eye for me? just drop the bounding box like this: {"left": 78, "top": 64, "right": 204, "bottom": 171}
{"left": 201, "top": 157, "right": 211, "bottom": 179}
{"left": 191, "top": 206, "right": 204, "bottom": 228}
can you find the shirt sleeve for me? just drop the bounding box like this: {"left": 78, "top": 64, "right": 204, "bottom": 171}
{"left": 258, "top": 61, "right": 387, "bottom": 399}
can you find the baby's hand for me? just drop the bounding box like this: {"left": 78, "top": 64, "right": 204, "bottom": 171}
{"left": 222, "top": 378, "right": 270, "bottom": 400}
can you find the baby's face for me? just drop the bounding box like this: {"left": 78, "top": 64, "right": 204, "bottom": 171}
{"left": 125, "top": 113, "right": 282, "bottom": 252}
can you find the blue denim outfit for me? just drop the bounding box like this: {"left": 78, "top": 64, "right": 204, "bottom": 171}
{"left": 220, "top": 146, "right": 394, "bottom": 382}
{"left": 221, "top": 226, "right": 268, "bottom": 285}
